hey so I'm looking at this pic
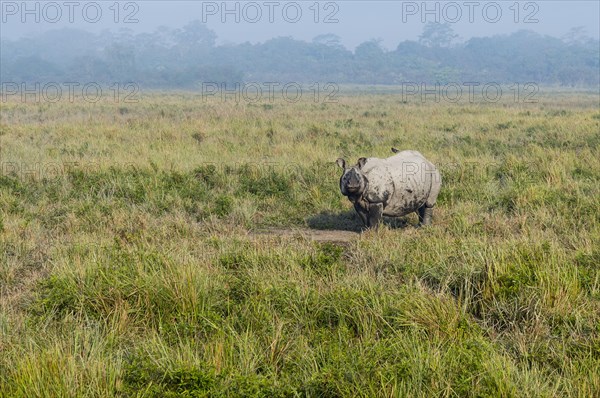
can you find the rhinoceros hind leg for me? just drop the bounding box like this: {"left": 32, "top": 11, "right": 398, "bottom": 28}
{"left": 418, "top": 206, "right": 434, "bottom": 226}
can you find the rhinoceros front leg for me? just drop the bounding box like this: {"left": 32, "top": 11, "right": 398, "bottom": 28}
{"left": 353, "top": 202, "right": 368, "bottom": 227}
{"left": 418, "top": 205, "right": 434, "bottom": 226}
{"left": 367, "top": 203, "right": 384, "bottom": 229}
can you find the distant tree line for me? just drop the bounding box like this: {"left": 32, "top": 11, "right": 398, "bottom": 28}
{"left": 1, "top": 21, "right": 598, "bottom": 88}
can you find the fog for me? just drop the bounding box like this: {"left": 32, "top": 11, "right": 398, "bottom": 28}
{"left": 2, "top": 1, "right": 598, "bottom": 49}
{"left": 1, "top": 1, "right": 599, "bottom": 88}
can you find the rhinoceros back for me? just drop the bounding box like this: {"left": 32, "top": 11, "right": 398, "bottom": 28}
{"left": 362, "top": 151, "right": 438, "bottom": 217}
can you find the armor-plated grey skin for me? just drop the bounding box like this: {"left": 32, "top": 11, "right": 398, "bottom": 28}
{"left": 336, "top": 148, "right": 441, "bottom": 229}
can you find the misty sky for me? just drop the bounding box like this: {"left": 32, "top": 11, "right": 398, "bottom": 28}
{"left": 1, "top": 1, "right": 598, "bottom": 49}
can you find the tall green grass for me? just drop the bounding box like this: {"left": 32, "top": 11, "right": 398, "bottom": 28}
{"left": 1, "top": 91, "right": 599, "bottom": 396}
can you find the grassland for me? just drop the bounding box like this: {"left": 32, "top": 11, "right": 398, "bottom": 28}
{"left": 0, "top": 90, "right": 599, "bottom": 397}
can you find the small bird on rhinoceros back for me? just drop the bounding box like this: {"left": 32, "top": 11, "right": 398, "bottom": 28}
{"left": 336, "top": 148, "right": 441, "bottom": 230}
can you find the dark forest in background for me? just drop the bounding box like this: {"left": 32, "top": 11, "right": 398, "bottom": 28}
{"left": 1, "top": 22, "right": 598, "bottom": 88}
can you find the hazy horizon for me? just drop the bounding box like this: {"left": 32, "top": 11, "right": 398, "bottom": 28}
{"left": 1, "top": 1, "right": 598, "bottom": 50}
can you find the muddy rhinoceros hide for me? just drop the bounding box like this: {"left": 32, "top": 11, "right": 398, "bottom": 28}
{"left": 336, "top": 148, "right": 441, "bottom": 229}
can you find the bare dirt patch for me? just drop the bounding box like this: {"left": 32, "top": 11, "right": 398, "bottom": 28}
{"left": 251, "top": 228, "right": 359, "bottom": 245}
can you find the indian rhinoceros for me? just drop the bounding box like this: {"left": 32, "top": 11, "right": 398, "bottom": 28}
{"left": 336, "top": 148, "right": 441, "bottom": 229}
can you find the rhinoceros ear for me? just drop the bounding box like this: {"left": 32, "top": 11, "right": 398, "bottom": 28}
{"left": 336, "top": 158, "right": 346, "bottom": 169}
{"left": 357, "top": 157, "right": 367, "bottom": 169}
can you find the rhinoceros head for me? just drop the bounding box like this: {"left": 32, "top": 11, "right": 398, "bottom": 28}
{"left": 336, "top": 157, "right": 368, "bottom": 197}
